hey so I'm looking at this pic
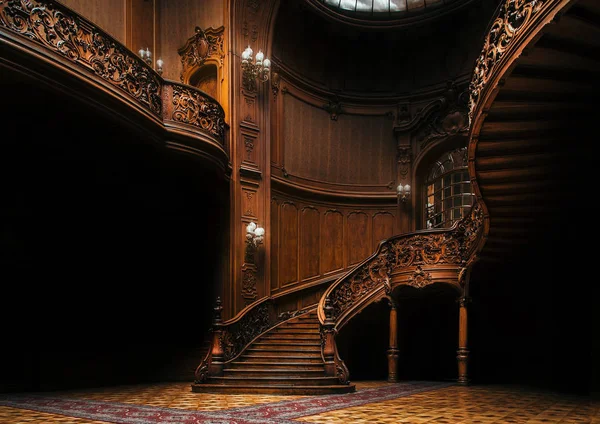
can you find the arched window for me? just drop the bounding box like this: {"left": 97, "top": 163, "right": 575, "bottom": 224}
{"left": 424, "top": 147, "right": 474, "bottom": 229}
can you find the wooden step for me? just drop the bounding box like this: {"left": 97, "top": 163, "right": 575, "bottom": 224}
{"left": 222, "top": 369, "right": 326, "bottom": 378}
{"left": 190, "top": 383, "right": 356, "bottom": 395}
{"left": 261, "top": 333, "right": 321, "bottom": 340}
{"left": 271, "top": 328, "right": 319, "bottom": 334}
{"left": 239, "top": 354, "right": 323, "bottom": 363}
{"left": 226, "top": 362, "right": 324, "bottom": 370}
{"left": 204, "top": 376, "right": 341, "bottom": 386}
{"left": 246, "top": 345, "right": 321, "bottom": 353}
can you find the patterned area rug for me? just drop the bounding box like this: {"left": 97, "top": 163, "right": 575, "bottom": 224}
{"left": 0, "top": 381, "right": 452, "bottom": 423}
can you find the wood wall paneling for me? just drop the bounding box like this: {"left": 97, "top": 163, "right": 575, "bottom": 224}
{"left": 321, "top": 210, "right": 344, "bottom": 275}
{"left": 159, "top": 0, "right": 224, "bottom": 81}
{"left": 300, "top": 207, "right": 320, "bottom": 281}
{"left": 282, "top": 94, "right": 395, "bottom": 186}
{"left": 58, "top": 0, "right": 126, "bottom": 44}
{"left": 279, "top": 202, "right": 299, "bottom": 287}
{"left": 373, "top": 212, "right": 395, "bottom": 251}
{"left": 347, "top": 211, "right": 371, "bottom": 267}
{"left": 270, "top": 198, "right": 279, "bottom": 290}
{"left": 127, "top": 0, "right": 156, "bottom": 61}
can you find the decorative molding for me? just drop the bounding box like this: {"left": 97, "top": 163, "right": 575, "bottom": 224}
{"left": 415, "top": 82, "right": 470, "bottom": 150}
{"left": 241, "top": 262, "right": 258, "bottom": 303}
{"left": 178, "top": 26, "right": 225, "bottom": 81}
{"left": 469, "top": 0, "right": 550, "bottom": 124}
{"left": 0, "top": 0, "right": 162, "bottom": 116}
{"left": 397, "top": 146, "right": 412, "bottom": 178}
{"left": 323, "top": 96, "right": 344, "bottom": 121}
{"left": 220, "top": 302, "right": 270, "bottom": 361}
{"left": 171, "top": 84, "right": 226, "bottom": 144}
{"left": 407, "top": 265, "right": 433, "bottom": 289}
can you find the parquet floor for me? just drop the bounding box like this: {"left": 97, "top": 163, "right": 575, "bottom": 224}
{"left": 0, "top": 381, "right": 597, "bottom": 423}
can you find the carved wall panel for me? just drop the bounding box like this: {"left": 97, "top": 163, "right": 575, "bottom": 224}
{"left": 321, "top": 210, "right": 344, "bottom": 275}
{"left": 279, "top": 202, "right": 299, "bottom": 286}
{"left": 372, "top": 212, "right": 395, "bottom": 251}
{"left": 347, "top": 212, "right": 371, "bottom": 266}
{"left": 300, "top": 207, "right": 321, "bottom": 281}
{"left": 282, "top": 94, "right": 395, "bottom": 186}
{"left": 271, "top": 193, "right": 397, "bottom": 292}
{"left": 242, "top": 188, "right": 258, "bottom": 219}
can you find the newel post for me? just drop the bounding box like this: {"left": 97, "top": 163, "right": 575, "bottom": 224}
{"left": 457, "top": 295, "right": 470, "bottom": 385}
{"left": 208, "top": 297, "right": 225, "bottom": 376}
{"left": 322, "top": 296, "right": 337, "bottom": 377}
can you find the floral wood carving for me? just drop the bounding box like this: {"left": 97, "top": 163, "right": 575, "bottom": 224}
{"left": 407, "top": 265, "right": 432, "bottom": 288}
{"left": 0, "top": 0, "right": 162, "bottom": 116}
{"left": 326, "top": 202, "right": 484, "bottom": 322}
{"left": 469, "top": 0, "right": 549, "bottom": 124}
{"left": 241, "top": 263, "right": 258, "bottom": 303}
{"left": 220, "top": 302, "right": 270, "bottom": 362}
{"left": 171, "top": 84, "right": 226, "bottom": 144}
{"left": 416, "top": 82, "right": 469, "bottom": 149}
{"left": 178, "top": 26, "right": 225, "bottom": 81}
{"left": 397, "top": 146, "right": 411, "bottom": 178}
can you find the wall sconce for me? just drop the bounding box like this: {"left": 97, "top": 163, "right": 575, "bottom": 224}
{"left": 156, "top": 58, "right": 164, "bottom": 76}
{"left": 138, "top": 47, "right": 152, "bottom": 65}
{"left": 397, "top": 183, "right": 411, "bottom": 202}
{"left": 241, "top": 45, "right": 271, "bottom": 91}
{"left": 246, "top": 222, "right": 265, "bottom": 248}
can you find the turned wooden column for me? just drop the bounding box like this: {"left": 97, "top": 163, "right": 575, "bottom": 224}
{"left": 457, "top": 296, "right": 470, "bottom": 385}
{"left": 387, "top": 297, "right": 399, "bottom": 382}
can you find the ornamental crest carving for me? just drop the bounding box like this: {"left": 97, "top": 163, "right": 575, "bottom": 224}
{"left": 416, "top": 82, "right": 470, "bottom": 149}
{"left": 178, "top": 26, "right": 225, "bottom": 82}
{"left": 407, "top": 265, "right": 433, "bottom": 289}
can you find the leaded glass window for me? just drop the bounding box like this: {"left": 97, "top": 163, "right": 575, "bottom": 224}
{"left": 425, "top": 147, "right": 474, "bottom": 229}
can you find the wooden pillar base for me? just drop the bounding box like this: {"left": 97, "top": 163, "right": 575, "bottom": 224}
{"left": 457, "top": 347, "right": 469, "bottom": 385}
{"left": 387, "top": 347, "right": 399, "bottom": 382}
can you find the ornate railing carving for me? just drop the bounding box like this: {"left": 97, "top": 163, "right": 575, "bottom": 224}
{"left": 0, "top": 0, "right": 228, "bottom": 152}
{"left": 0, "top": 0, "right": 162, "bottom": 116}
{"left": 324, "top": 202, "right": 483, "bottom": 323}
{"left": 316, "top": 202, "right": 483, "bottom": 383}
{"left": 469, "top": 0, "right": 565, "bottom": 124}
{"left": 170, "top": 83, "right": 226, "bottom": 143}
{"left": 194, "top": 297, "right": 316, "bottom": 383}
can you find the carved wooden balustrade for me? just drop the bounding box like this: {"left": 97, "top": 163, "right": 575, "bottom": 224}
{"left": 317, "top": 201, "right": 485, "bottom": 384}
{"left": 0, "top": 0, "right": 228, "bottom": 166}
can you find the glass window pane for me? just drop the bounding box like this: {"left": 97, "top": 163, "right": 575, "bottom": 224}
{"left": 444, "top": 187, "right": 452, "bottom": 197}
{"left": 443, "top": 175, "right": 451, "bottom": 187}
{"left": 434, "top": 180, "right": 442, "bottom": 191}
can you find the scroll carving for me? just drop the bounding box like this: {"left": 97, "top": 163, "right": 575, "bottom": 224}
{"left": 407, "top": 265, "right": 432, "bottom": 289}
{"left": 241, "top": 263, "right": 258, "bottom": 302}
{"left": 0, "top": 0, "right": 162, "bottom": 115}
{"left": 220, "top": 302, "right": 270, "bottom": 362}
{"left": 171, "top": 84, "right": 226, "bottom": 144}
{"left": 416, "top": 82, "right": 469, "bottom": 149}
{"left": 325, "top": 202, "right": 484, "bottom": 322}
{"left": 178, "top": 26, "right": 225, "bottom": 81}
{"left": 397, "top": 146, "right": 411, "bottom": 178}
{"left": 469, "top": 0, "right": 549, "bottom": 123}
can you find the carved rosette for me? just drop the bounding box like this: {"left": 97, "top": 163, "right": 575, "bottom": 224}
{"left": 469, "top": 0, "right": 548, "bottom": 123}
{"left": 171, "top": 84, "right": 226, "bottom": 144}
{"left": 0, "top": 0, "right": 162, "bottom": 116}
{"left": 407, "top": 265, "right": 433, "bottom": 289}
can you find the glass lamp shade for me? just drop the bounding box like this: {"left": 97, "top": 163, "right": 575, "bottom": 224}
{"left": 246, "top": 222, "right": 257, "bottom": 234}
{"left": 254, "top": 226, "right": 265, "bottom": 237}
{"left": 263, "top": 58, "right": 271, "bottom": 69}
{"left": 255, "top": 50, "right": 264, "bottom": 62}
{"left": 156, "top": 59, "right": 164, "bottom": 68}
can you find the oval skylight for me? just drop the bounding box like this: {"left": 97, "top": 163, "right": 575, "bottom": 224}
{"left": 322, "top": 0, "right": 444, "bottom": 15}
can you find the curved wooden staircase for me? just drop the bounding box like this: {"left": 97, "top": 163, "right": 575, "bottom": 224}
{"left": 192, "top": 309, "right": 356, "bottom": 394}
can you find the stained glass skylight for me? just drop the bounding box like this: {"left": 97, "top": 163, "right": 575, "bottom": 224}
{"left": 322, "top": 0, "right": 445, "bottom": 15}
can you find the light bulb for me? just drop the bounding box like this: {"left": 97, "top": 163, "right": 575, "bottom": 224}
{"left": 255, "top": 227, "right": 265, "bottom": 237}
{"left": 156, "top": 58, "right": 163, "bottom": 68}
{"left": 255, "top": 50, "right": 264, "bottom": 62}
{"left": 263, "top": 58, "right": 271, "bottom": 69}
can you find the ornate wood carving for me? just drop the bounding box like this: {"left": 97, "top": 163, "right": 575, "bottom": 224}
{"left": 178, "top": 26, "right": 225, "bottom": 82}
{"left": 220, "top": 302, "right": 270, "bottom": 362}
{"left": 0, "top": 0, "right": 162, "bottom": 116}
{"left": 407, "top": 265, "right": 432, "bottom": 288}
{"left": 416, "top": 82, "right": 470, "bottom": 149}
{"left": 241, "top": 263, "right": 258, "bottom": 302}
{"left": 324, "top": 201, "right": 484, "bottom": 322}
{"left": 397, "top": 146, "right": 412, "bottom": 178}
{"left": 171, "top": 84, "right": 226, "bottom": 144}
{"left": 323, "top": 96, "right": 344, "bottom": 121}
{"left": 469, "top": 0, "right": 549, "bottom": 123}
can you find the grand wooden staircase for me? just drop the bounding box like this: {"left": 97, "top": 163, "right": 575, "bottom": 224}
{"left": 192, "top": 309, "right": 355, "bottom": 394}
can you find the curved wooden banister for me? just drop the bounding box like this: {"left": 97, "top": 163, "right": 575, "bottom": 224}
{"left": 318, "top": 201, "right": 484, "bottom": 328}
{"left": 0, "top": 0, "right": 228, "bottom": 165}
